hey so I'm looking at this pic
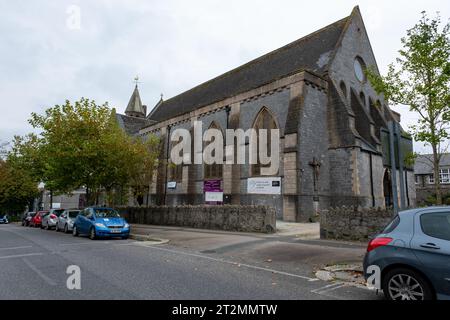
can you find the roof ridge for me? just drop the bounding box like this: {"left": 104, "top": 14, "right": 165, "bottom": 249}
{"left": 160, "top": 15, "right": 350, "bottom": 106}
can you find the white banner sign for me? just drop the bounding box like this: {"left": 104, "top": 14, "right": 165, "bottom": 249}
{"left": 247, "top": 177, "right": 281, "bottom": 195}
{"left": 205, "top": 192, "right": 224, "bottom": 202}
{"left": 167, "top": 181, "right": 177, "bottom": 189}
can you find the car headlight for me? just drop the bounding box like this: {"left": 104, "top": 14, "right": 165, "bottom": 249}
{"left": 124, "top": 223, "right": 129, "bottom": 228}
{"left": 95, "top": 223, "right": 106, "bottom": 228}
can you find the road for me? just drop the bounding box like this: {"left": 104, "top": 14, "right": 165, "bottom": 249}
{"left": 0, "top": 224, "right": 380, "bottom": 300}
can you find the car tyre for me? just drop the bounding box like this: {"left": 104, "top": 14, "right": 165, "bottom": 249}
{"left": 89, "top": 227, "right": 96, "bottom": 240}
{"left": 382, "top": 268, "right": 434, "bottom": 301}
{"left": 73, "top": 226, "right": 79, "bottom": 237}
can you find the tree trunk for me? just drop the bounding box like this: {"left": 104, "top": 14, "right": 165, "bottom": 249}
{"left": 432, "top": 144, "right": 442, "bottom": 205}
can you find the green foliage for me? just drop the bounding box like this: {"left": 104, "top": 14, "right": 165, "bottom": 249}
{"left": 404, "top": 151, "right": 418, "bottom": 167}
{"left": 366, "top": 12, "right": 450, "bottom": 145}
{"left": 366, "top": 11, "right": 450, "bottom": 204}
{"left": 10, "top": 98, "right": 160, "bottom": 206}
{"left": 425, "top": 193, "right": 450, "bottom": 206}
{"left": 0, "top": 160, "right": 39, "bottom": 215}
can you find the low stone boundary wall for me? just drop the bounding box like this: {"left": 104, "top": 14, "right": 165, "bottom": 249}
{"left": 117, "top": 205, "right": 276, "bottom": 234}
{"left": 320, "top": 206, "right": 395, "bottom": 241}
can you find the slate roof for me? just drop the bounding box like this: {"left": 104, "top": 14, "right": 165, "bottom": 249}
{"left": 125, "top": 85, "right": 145, "bottom": 116}
{"left": 116, "top": 113, "right": 154, "bottom": 136}
{"left": 414, "top": 154, "right": 450, "bottom": 175}
{"left": 148, "top": 15, "right": 350, "bottom": 123}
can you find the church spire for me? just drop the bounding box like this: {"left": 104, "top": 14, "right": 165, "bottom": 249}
{"left": 125, "top": 76, "right": 145, "bottom": 118}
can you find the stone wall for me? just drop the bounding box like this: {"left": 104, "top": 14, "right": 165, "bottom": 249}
{"left": 320, "top": 206, "right": 395, "bottom": 241}
{"left": 117, "top": 205, "right": 276, "bottom": 234}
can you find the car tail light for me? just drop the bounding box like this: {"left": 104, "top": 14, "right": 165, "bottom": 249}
{"left": 50, "top": 214, "right": 57, "bottom": 219}
{"left": 367, "top": 237, "right": 393, "bottom": 252}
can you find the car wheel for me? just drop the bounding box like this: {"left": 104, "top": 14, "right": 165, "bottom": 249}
{"left": 382, "top": 268, "right": 434, "bottom": 301}
{"left": 89, "top": 227, "right": 96, "bottom": 240}
{"left": 73, "top": 226, "right": 79, "bottom": 237}
{"left": 64, "top": 224, "right": 68, "bottom": 234}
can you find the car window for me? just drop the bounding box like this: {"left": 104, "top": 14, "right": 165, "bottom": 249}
{"left": 53, "top": 209, "right": 65, "bottom": 216}
{"left": 94, "top": 208, "right": 120, "bottom": 218}
{"left": 383, "top": 215, "right": 400, "bottom": 234}
{"left": 69, "top": 211, "right": 80, "bottom": 218}
{"left": 420, "top": 212, "right": 450, "bottom": 241}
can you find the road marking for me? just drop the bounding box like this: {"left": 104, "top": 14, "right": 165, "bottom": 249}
{"left": 22, "top": 258, "right": 57, "bottom": 286}
{"left": 59, "top": 241, "right": 111, "bottom": 247}
{"left": 312, "top": 282, "right": 346, "bottom": 294}
{"left": 134, "top": 244, "right": 318, "bottom": 282}
{"left": 0, "top": 253, "right": 43, "bottom": 260}
{"left": 0, "top": 246, "right": 33, "bottom": 251}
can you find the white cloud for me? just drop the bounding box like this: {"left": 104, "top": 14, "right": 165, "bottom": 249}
{"left": 0, "top": 0, "right": 449, "bottom": 155}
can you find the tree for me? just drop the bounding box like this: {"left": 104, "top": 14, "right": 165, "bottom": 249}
{"left": 129, "top": 135, "right": 160, "bottom": 206}
{"left": 0, "top": 160, "right": 39, "bottom": 215}
{"left": 25, "top": 98, "right": 160, "bottom": 206}
{"left": 0, "top": 140, "right": 8, "bottom": 160}
{"left": 367, "top": 12, "right": 450, "bottom": 205}
{"left": 8, "top": 134, "right": 46, "bottom": 185}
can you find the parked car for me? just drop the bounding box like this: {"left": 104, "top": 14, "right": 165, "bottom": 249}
{"left": 56, "top": 209, "right": 80, "bottom": 233}
{"left": 42, "top": 209, "right": 65, "bottom": 230}
{"left": 364, "top": 207, "right": 450, "bottom": 300}
{"left": 22, "top": 212, "right": 35, "bottom": 226}
{"left": 73, "top": 207, "right": 130, "bottom": 240}
{"left": 30, "top": 211, "right": 49, "bottom": 228}
{"left": 0, "top": 214, "right": 9, "bottom": 224}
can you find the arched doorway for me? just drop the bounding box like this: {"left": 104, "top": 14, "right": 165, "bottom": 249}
{"left": 383, "top": 169, "right": 393, "bottom": 207}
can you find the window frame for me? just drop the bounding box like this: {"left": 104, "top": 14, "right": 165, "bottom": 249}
{"left": 354, "top": 56, "right": 367, "bottom": 83}
{"left": 420, "top": 212, "right": 450, "bottom": 241}
{"left": 251, "top": 108, "right": 279, "bottom": 177}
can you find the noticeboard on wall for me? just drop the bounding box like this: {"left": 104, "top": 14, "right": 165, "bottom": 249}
{"left": 247, "top": 177, "right": 282, "bottom": 195}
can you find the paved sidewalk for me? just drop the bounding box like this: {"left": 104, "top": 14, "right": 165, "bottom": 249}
{"left": 129, "top": 222, "right": 367, "bottom": 279}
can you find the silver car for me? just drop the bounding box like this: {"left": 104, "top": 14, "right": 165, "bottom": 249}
{"left": 56, "top": 209, "right": 80, "bottom": 233}
{"left": 42, "top": 209, "right": 65, "bottom": 230}
{"left": 364, "top": 207, "right": 450, "bottom": 300}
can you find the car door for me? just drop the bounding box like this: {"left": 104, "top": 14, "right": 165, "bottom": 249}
{"left": 410, "top": 209, "right": 450, "bottom": 296}
{"left": 76, "top": 209, "right": 85, "bottom": 233}
{"left": 59, "top": 212, "right": 66, "bottom": 229}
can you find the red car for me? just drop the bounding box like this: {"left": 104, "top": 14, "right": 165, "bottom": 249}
{"left": 30, "top": 211, "right": 49, "bottom": 228}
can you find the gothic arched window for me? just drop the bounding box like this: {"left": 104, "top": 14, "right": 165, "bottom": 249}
{"left": 251, "top": 107, "right": 279, "bottom": 177}
{"left": 204, "top": 122, "right": 223, "bottom": 180}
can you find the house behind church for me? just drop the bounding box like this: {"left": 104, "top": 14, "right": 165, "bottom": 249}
{"left": 117, "top": 6, "right": 415, "bottom": 222}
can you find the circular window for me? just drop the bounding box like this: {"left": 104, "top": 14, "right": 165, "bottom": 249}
{"left": 354, "top": 57, "right": 366, "bottom": 82}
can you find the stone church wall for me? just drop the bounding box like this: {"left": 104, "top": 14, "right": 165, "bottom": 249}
{"left": 118, "top": 205, "right": 276, "bottom": 234}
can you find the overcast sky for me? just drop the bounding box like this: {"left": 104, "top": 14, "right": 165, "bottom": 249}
{"left": 1, "top": 0, "right": 449, "bottom": 153}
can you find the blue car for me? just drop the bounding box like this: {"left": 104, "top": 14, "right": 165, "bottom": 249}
{"left": 364, "top": 207, "right": 450, "bottom": 300}
{"left": 0, "top": 214, "right": 9, "bottom": 224}
{"left": 72, "top": 207, "right": 130, "bottom": 240}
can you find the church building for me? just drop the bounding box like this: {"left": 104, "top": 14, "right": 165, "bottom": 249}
{"left": 117, "top": 6, "right": 415, "bottom": 222}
